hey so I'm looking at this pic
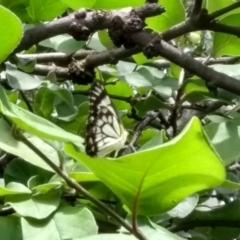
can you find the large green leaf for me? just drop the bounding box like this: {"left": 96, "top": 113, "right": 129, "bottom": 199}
{"left": 64, "top": 117, "right": 225, "bottom": 215}
{"left": 0, "top": 5, "right": 22, "bottom": 63}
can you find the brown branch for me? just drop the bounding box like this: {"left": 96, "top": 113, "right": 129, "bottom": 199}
{"left": 131, "top": 31, "right": 240, "bottom": 96}
{"left": 207, "top": 21, "right": 240, "bottom": 37}
{"left": 18, "top": 50, "right": 240, "bottom": 69}
{"left": 14, "top": 3, "right": 164, "bottom": 53}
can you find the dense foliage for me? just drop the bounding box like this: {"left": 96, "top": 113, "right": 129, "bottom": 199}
{"left": 0, "top": 0, "right": 240, "bottom": 239}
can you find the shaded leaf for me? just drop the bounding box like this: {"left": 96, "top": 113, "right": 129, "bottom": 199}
{"left": 0, "top": 216, "right": 21, "bottom": 240}
{"left": 28, "top": 0, "right": 67, "bottom": 22}
{"left": 6, "top": 189, "right": 61, "bottom": 219}
{"left": 21, "top": 205, "right": 98, "bottom": 240}
{"left": 204, "top": 114, "right": 240, "bottom": 165}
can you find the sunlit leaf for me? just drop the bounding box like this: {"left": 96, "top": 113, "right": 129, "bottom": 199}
{"left": 65, "top": 117, "right": 225, "bottom": 215}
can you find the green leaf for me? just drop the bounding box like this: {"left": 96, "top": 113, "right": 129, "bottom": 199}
{"left": 137, "top": 129, "right": 158, "bottom": 145}
{"left": 69, "top": 172, "right": 99, "bottom": 182}
{"left": 0, "top": 5, "right": 23, "bottom": 63}
{"left": 208, "top": 64, "right": 240, "bottom": 100}
{"left": 4, "top": 159, "right": 53, "bottom": 185}
{"left": 220, "top": 180, "right": 240, "bottom": 190}
{"left": 146, "top": 0, "right": 185, "bottom": 32}
{"left": 32, "top": 182, "right": 62, "bottom": 195}
{"left": 6, "top": 63, "right": 41, "bottom": 90}
{"left": 80, "top": 235, "right": 135, "bottom": 240}
{"left": 92, "top": 0, "right": 143, "bottom": 9}
{"left": 204, "top": 114, "right": 240, "bottom": 165}
{"left": 176, "top": 199, "right": 240, "bottom": 222}
{"left": 123, "top": 67, "right": 155, "bottom": 88}
{"left": 64, "top": 117, "right": 225, "bottom": 215}
{"left": 6, "top": 189, "right": 61, "bottom": 219}
{"left": 0, "top": 216, "right": 21, "bottom": 240}
{"left": 40, "top": 35, "right": 85, "bottom": 54}
{"left": 27, "top": 0, "right": 67, "bottom": 22}
{"left": 135, "top": 95, "right": 169, "bottom": 116}
{"left": 35, "top": 85, "right": 77, "bottom": 120}
{"left": 21, "top": 205, "right": 98, "bottom": 240}
{"left": 140, "top": 225, "right": 185, "bottom": 240}
{"left": 105, "top": 80, "right": 133, "bottom": 111}
{"left": 56, "top": 102, "right": 89, "bottom": 135}
{"left": 0, "top": 182, "right": 31, "bottom": 196}
{"left": 183, "top": 78, "right": 215, "bottom": 103}
{"left": 0, "top": 85, "right": 84, "bottom": 146}
{"left": 122, "top": 67, "right": 177, "bottom": 99}
{"left": 212, "top": 14, "right": 240, "bottom": 57}
{"left": 80, "top": 225, "right": 185, "bottom": 240}
{"left": 16, "top": 56, "right": 36, "bottom": 73}
{"left": 34, "top": 87, "right": 55, "bottom": 118}
{"left": 98, "top": 30, "right": 115, "bottom": 49}
{"left": 138, "top": 130, "right": 165, "bottom": 151}
{"left": 0, "top": 119, "right": 62, "bottom": 172}
{"left": 2, "top": 2, "right": 31, "bottom": 23}
{"left": 62, "top": 0, "right": 96, "bottom": 9}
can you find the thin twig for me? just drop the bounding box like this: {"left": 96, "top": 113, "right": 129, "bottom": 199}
{"left": 121, "top": 112, "right": 159, "bottom": 156}
{"left": 170, "top": 69, "right": 186, "bottom": 136}
{"left": 209, "top": 1, "right": 240, "bottom": 20}
{"left": 19, "top": 90, "right": 34, "bottom": 113}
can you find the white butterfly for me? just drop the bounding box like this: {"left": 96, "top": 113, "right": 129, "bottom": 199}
{"left": 85, "top": 81, "right": 129, "bottom": 157}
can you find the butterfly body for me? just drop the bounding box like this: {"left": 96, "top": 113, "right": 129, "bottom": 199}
{"left": 85, "top": 81, "right": 128, "bottom": 157}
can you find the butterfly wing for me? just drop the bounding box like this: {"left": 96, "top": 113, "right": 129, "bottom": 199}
{"left": 85, "top": 81, "right": 128, "bottom": 157}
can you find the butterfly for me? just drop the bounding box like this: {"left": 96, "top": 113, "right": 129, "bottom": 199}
{"left": 85, "top": 81, "right": 129, "bottom": 157}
